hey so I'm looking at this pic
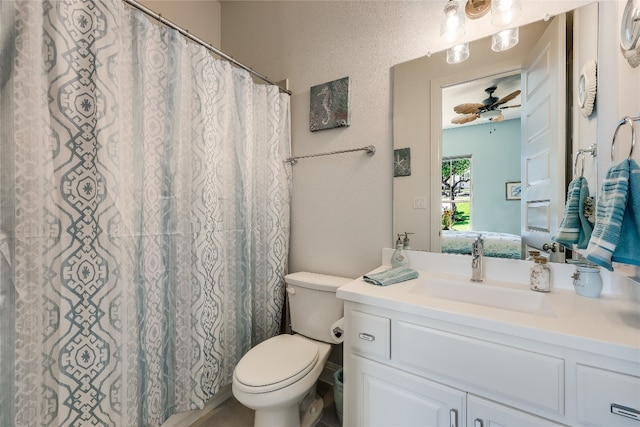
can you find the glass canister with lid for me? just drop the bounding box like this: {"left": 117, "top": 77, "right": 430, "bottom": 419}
{"left": 530, "top": 256, "right": 551, "bottom": 292}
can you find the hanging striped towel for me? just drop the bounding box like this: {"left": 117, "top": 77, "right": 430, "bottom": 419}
{"left": 553, "top": 176, "right": 593, "bottom": 249}
{"left": 363, "top": 266, "right": 419, "bottom": 286}
{"left": 612, "top": 159, "right": 640, "bottom": 266}
{"left": 585, "top": 160, "right": 633, "bottom": 270}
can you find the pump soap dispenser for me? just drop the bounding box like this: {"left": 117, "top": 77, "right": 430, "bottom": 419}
{"left": 391, "top": 234, "right": 409, "bottom": 268}
{"left": 402, "top": 232, "right": 414, "bottom": 250}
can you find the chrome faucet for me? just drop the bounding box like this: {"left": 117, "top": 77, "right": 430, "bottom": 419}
{"left": 471, "top": 235, "right": 484, "bottom": 282}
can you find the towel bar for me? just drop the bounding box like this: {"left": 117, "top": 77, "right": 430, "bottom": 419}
{"left": 285, "top": 145, "right": 376, "bottom": 165}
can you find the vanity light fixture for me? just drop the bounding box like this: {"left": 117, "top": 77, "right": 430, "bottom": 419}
{"left": 446, "top": 43, "right": 470, "bottom": 64}
{"left": 491, "top": 0, "right": 522, "bottom": 26}
{"left": 441, "top": 0, "right": 465, "bottom": 43}
{"left": 491, "top": 27, "right": 519, "bottom": 52}
{"left": 441, "top": 0, "right": 522, "bottom": 64}
{"left": 465, "top": 0, "right": 491, "bottom": 20}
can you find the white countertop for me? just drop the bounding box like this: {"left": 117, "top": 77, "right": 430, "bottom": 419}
{"left": 336, "top": 250, "right": 640, "bottom": 364}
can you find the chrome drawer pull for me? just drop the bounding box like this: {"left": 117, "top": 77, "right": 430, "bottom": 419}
{"left": 449, "top": 409, "right": 458, "bottom": 427}
{"left": 358, "top": 332, "right": 375, "bottom": 342}
{"left": 611, "top": 403, "right": 640, "bottom": 421}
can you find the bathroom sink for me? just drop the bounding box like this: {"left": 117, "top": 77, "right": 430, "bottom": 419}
{"left": 409, "top": 276, "right": 556, "bottom": 318}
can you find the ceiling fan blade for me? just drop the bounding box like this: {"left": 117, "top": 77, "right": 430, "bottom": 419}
{"left": 451, "top": 113, "right": 478, "bottom": 124}
{"left": 454, "top": 103, "right": 483, "bottom": 114}
{"left": 490, "top": 114, "right": 505, "bottom": 122}
{"left": 500, "top": 104, "right": 521, "bottom": 109}
{"left": 494, "top": 90, "right": 522, "bottom": 106}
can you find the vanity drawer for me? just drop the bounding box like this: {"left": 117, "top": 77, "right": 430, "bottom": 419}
{"left": 347, "top": 309, "right": 390, "bottom": 360}
{"left": 394, "top": 320, "right": 565, "bottom": 414}
{"left": 576, "top": 364, "right": 640, "bottom": 426}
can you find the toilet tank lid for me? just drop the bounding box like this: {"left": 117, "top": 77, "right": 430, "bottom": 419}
{"left": 285, "top": 272, "right": 353, "bottom": 292}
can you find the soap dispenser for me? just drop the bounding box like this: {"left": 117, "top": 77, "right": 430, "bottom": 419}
{"left": 391, "top": 234, "right": 409, "bottom": 268}
{"left": 402, "top": 232, "right": 414, "bottom": 250}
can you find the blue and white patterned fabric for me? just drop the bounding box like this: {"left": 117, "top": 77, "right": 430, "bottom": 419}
{"left": 0, "top": 1, "right": 291, "bottom": 426}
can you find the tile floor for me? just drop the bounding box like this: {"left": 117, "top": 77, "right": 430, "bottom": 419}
{"left": 194, "top": 381, "right": 341, "bottom": 427}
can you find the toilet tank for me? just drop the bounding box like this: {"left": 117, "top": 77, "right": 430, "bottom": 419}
{"left": 285, "top": 272, "right": 352, "bottom": 343}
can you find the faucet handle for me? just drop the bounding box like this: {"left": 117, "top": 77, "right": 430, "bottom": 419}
{"left": 472, "top": 237, "right": 483, "bottom": 257}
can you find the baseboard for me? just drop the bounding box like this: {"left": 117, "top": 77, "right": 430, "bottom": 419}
{"left": 319, "top": 361, "right": 342, "bottom": 386}
{"left": 161, "top": 384, "right": 233, "bottom": 427}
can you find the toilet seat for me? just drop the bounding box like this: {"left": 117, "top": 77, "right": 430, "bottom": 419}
{"left": 234, "top": 334, "right": 319, "bottom": 394}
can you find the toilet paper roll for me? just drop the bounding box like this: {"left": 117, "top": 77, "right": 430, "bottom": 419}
{"left": 330, "top": 317, "right": 345, "bottom": 344}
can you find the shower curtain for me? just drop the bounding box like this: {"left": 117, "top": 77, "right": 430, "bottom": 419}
{"left": 0, "top": 1, "right": 291, "bottom": 426}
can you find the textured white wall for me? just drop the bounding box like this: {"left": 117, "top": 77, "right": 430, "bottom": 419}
{"left": 220, "top": 1, "right": 593, "bottom": 279}
{"left": 138, "top": 0, "right": 221, "bottom": 47}
{"left": 221, "top": 2, "right": 432, "bottom": 278}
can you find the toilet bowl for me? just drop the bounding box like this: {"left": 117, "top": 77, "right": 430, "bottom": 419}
{"left": 233, "top": 334, "right": 331, "bottom": 427}
{"left": 231, "top": 272, "right": 351, "bottom": 427}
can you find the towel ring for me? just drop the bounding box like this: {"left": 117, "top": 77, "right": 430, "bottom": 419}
{"left": 611, "top": 116, "right": 637, "bottom": 161}
{"left": 573, "top": 143, "right": 596, "bottom": 179}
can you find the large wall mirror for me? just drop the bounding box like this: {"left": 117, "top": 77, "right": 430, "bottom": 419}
{"left": 393, "top": 3, "right": 599, "bottom": 263}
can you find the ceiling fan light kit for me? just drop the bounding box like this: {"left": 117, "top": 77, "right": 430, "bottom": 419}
{"left": 450, "top": 84, "right": 521, "bottom": 125}
{"left": 441, "top": 0, "right": 521, "bottom": 64}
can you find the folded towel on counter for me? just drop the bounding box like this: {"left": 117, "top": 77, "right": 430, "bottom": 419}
{"left": 553, "top": 176, "right": 593, "bottom": 249}
{"left": 585, "top": 160, "right": 633, "bottom": 270}
{"left": 363, "top": 266, "right": 419, "bottom": 286}
{"left": 612, "top": 159, "right": 640, "bottom": 266}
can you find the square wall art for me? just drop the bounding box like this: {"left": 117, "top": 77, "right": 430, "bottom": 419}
{"left": 394, "top": 148, "right": 411, "bottom": 177}
{"left": 309, "top": 77, "right": 351, "bottom": 132}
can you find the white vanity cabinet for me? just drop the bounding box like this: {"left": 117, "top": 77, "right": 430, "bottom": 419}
{"left": 342, "top": 300, "right": 640, "bottom": 427}
{"left": 351, "top": 354, "right": 466, "bottom": 426}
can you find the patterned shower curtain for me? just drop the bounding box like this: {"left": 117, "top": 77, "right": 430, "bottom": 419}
{"left": 0, "top": 1, "right": 291, "bottom": 426}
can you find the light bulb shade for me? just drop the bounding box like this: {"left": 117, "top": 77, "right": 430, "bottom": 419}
{"left": 491, "top": 27, "right": 519, "bottom": 52}
{"left": 491, "top": 0, "right": 522, "bottom": 26}
{"left": 440, "top": 0, "right": 465, "bottom": 43}
{"left": 482, "top": 109, "right": 502, "bottom": 119}
{"left": 446, "top": 43, "right": 470, "bottom": 64}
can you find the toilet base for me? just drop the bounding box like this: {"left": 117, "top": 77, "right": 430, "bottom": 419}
{"left": 253, "top": 392, "right": 324, "bottom": 427}
{"left": 300, "top": 395, "right": 324, "bottom": 427}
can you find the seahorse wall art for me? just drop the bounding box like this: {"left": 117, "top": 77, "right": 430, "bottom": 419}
{"left": 309, "top": 76, "right": 351, "bottom": 132}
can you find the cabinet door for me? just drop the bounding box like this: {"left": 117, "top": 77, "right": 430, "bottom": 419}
{"left": 468, "top": 395, "right": 566, "bottom": 427}
{"left": 351, "top": 354, "right": 466, "bottom": 427}
{"left": 576, "top": 364, "right": 640, "bottom": 426}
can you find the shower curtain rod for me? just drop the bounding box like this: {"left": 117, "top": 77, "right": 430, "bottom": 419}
{"left": 122, "top": 0, "right": 292, "bottom": 96}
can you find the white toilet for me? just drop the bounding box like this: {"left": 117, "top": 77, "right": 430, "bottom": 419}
{"left": 232, "top": 271, "right": 351, "bottom": 427}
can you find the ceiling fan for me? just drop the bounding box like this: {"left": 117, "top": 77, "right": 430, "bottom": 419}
{"left": 451, "top": 86, "right": 521, "bottom": 125}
